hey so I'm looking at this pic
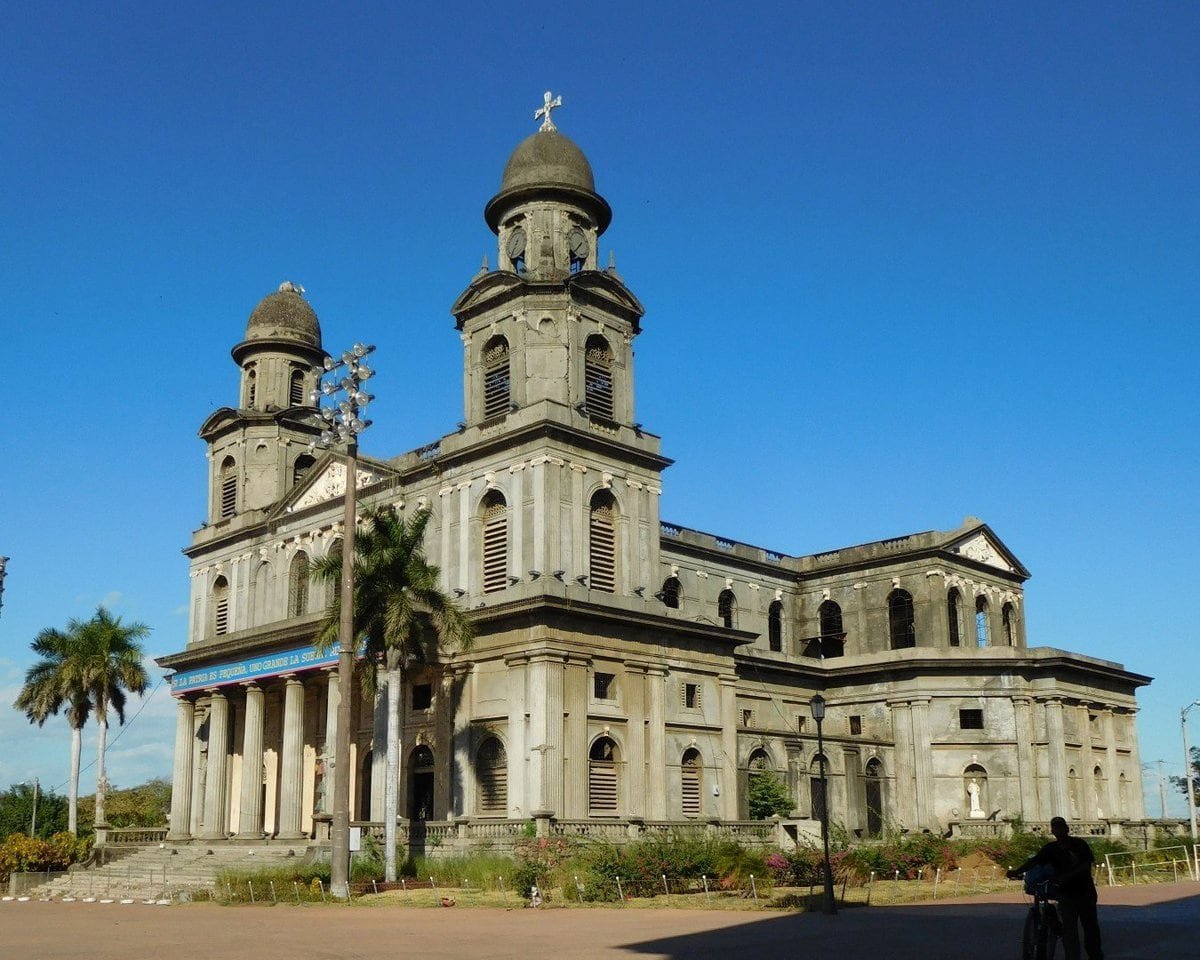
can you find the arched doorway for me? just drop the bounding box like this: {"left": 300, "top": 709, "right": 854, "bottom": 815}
{"left": 358, "top": 749, "right": 373, "bottom": 821}
{"left": 864, "top": 758, "right": 884, "bottom": 838}
{"left": 409, "top": 745, "right": 435, "bottom": 822}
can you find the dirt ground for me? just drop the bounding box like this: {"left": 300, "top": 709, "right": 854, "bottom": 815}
{"left": 1, "top": 881, "right": 1196, "bottom": 960}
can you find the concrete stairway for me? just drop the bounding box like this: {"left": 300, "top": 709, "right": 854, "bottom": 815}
{"left": 34, "top": 843, "right": 314, "bottom": 902}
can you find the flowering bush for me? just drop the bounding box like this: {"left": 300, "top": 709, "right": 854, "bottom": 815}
{"left": 0, "top": 832, "right": 91, "bottom": 882}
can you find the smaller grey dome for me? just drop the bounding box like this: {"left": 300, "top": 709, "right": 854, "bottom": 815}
{"left": 500, "top": 130, "right": 596, "bottom": 194}
{"left": 244, "top": 285, "right": 322, "bottom": 348}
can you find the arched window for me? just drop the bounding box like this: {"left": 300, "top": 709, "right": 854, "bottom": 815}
{"left": 888, "top": 589, "right": 916, "bottom": 649}
{"left": 292, "top": 454, "right": 316, "bottom": 488}
{"left": 1118, "top": 772, "right": 1128, "bottom": 818}
{"left": 947, "top": 588, "right": 962, "bottom": 647}
{"left": 584, "top": 335, "right": 615, "bottom": 421}
{"left": 244, "top": 366, "right": 257, "bottom": 408}
{"left": 288, "top": 552, "right": 310, "bottom": 617}
{"left": 659, "top": 576, "right": 682, "bottom": 609}
{"left": 212, "top": 575, "right": 230, "bottom": 637}
{"left": 588, "top": 490, "right": 617, "bottom": 593}
{"left": 289, "top": 368, "right": 305, "bottom": 407}
{"left": 818, "top": 600, "right": 845, "bottom": 658}
{"left": 1093, "top": 766, "right": 1106, "bottom": 818}
{"left": 1068, "top": 767, "right": 1080, "bottom": 819}
{"left": 864, "top": 758, "right": 884, "bottom": 838}
{"left": 718, "top": 589, "right": 735, "bottom": 629}
{"left": 1002, "top": 603, "right": 1016, "bottom": 646}
{"left": 681, "top": 748, "right": 702, "bottom": 818}
{"left": 747, "top": 749, "right": 774, "bottom": 821}
{"left": 975, "top": 596, "right": 990, "bottom": 647}
{"left": 476, "top": 737, "right": 508, "bottom": 816}
{"left": 251, "top": 562, "right": 271, "bottom": 626}
{"left": 325, "top": 539, "right": 343, "bottom": 606}
{"left": 482, "top": 336, "right": 511, "bottom": 421}
{"left": 481, "top": 491, "right": 508, "bottom": 593}
{"left": 768, "top": 600, "right": 782, "bottom": 651}
{"left": 218, "top": 456, "right": 238, "bottom": 519}
{"left": 588, "top": 737, "right": 620, "bottom": 816}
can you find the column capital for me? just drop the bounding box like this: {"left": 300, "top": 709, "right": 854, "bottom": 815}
{"left": 204, "top": 687, "right": 227, "bottom": 699}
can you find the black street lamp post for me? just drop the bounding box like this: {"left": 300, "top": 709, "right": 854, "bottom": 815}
{"left": 810, "top": 693, "right": 837, "bottom": 915}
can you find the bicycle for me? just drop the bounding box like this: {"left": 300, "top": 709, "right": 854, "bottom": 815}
{"left": 1017, "top": 869, "right": 1061, "bottom": 960}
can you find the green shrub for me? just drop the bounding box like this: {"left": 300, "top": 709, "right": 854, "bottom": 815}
{"left": 0, "top": 832, "right": 90, "bottom": 882}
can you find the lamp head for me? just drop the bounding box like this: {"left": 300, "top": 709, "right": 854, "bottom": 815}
{"left": 809, "top": 693, "right": 826, "bottom": 720}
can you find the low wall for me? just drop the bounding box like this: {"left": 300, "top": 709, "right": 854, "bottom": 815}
{"left": 7, "top": 871, "right": 69, "bottom": 896}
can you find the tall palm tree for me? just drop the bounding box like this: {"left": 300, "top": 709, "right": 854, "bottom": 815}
{"left": 313, "top": 504, "right": 472, "bottom": 882}
{"left": 14, "top": 623, "right": 93, "bottom": 835}
{"left": 72, "top": 607, "right": 151, "bottom": 828}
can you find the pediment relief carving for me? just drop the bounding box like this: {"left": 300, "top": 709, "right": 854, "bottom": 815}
{"left": 952, "top": 532, "right": 1016, "bottom": 573}
{"left": 293, "top": 461, "right": 383, "bottom": 510}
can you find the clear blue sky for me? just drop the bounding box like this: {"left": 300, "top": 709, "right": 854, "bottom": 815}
{"left": 1, "top": 3, "right": 1196, "bottom": 816}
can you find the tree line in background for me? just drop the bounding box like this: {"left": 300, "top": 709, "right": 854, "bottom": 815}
{"left": 12, "top": 606, "right": 150, "bottom": 833}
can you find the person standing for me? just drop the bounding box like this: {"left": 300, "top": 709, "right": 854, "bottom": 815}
{"left": 1007, "top": 816, "right": 1104, "bottom": 960}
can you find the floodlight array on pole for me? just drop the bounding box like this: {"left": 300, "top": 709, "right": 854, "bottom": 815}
{"left": 308, "top": 342, "right": 375, "bottom": 901}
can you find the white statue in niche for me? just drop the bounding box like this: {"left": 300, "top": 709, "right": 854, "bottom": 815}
{"left": 967, "top": 778, "right": 985, "bottom": 818}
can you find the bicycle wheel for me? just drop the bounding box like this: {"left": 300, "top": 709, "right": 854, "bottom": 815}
{"left": 1042, "top": 906, "right": 1059, "bottom": 960}
{"left": 1022, "top": 908, "right": 1039, "bottom": 960}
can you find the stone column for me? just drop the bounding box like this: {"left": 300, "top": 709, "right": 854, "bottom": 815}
{"left": 237, "top": 683, "right": 266, "bottom": 838}
{"left": 563, "top": 657, "right": 589, "bottom": 818}
{"left": 910, "top": 698, "right": 934, "bottom": 828}
{"left": 889, "top": 701, "right": 916, "bottom": 828}
{"left": 531, "top": 458, "right": 547, "bottom": 577}
{"left": 189, "top": 699, "right": 208, "bottom": 836}
{"left": 439, "top": 486, "right": 453, "bottom": 592}
{"left": 571, "top": 464, "right": 586, "bottom": 577}
{"left": 199, "top": 690, "right": 230, "bottom": 839}
{"left": 457, "top": 479, "right": 472, "bottom": 591}
{"left": 1078, "top": 704, "right": 1097, "bottom": 818}
{"left": 1100, "top": 708, "right": 1119, "bottom": 818}
{"left": 323, "top": 669, "right": 340, "bottom": 771}
{"left": 1124, "top": 709, "right": 1146, "bottom": 819}
{"left": 506, "top": 655, "right": 528, "bottom": 816}
{"left": 167, "top": 697, "right": 195, "bottom": 840}
{"left": 450, "top": 666, "right": 472, "bottom": 818}
{"left": 510, "top": 464, "right": 525, "bottom": 580}
{"left": 528, "top": 653, "right": 564, "bottom": 815}
{"left": 719, "top": 675, "right": 740, "bottom": 821}
{"left": 371, "top": 684, "right": 388, "bottom": 820}
{"left": 623, "top": 662, "right": 647, "bottom": 818}
{"left": 277, "top": 676, "right": 306, "bottom": 838}
{"left": 1013, "top": 697, "right": 1038, "bottom": 818}
{"left": 646, "top": 667, "right": 667, "bottom": 819}
{"left": 1044, "top": 698, "right": 1070, "bottom": 818}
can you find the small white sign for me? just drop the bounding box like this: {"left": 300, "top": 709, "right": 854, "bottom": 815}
{"left": 349, "top": 826, "right": 362, "bottom": 852}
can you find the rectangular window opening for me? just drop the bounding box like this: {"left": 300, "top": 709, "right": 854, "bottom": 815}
{"left": 682, "top": 682, "right": 701, "bottom": 710}
{"left": 412, "top": 683, "right": 433, "bottom": 711}
{"left": 959, "top": 708, "right": 984, "bottom": 730}
{"left": 594, "top": 672, "right": 615, "bottom": 701}
{"left": 849, "top": 715, "right": 862, "bottom": 736}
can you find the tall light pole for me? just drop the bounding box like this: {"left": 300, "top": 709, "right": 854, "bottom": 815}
{"left": 309, "top": 343, "right": 375, "bottom": 901}
{"left": 21, "top": 778, "right": 39, "bottom": 837}
{"left": 1182, "top": 701, "right": 1199, "bottom": 846}
{"left": 809, "top": 693, "right": 837, "bottom": 915}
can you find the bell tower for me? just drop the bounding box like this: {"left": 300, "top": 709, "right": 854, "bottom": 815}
{"left": 198, "top": 282, "right": 329, "bottom": 524}
{"left": 452, "top": 94, "right": 644, "bottom": 430}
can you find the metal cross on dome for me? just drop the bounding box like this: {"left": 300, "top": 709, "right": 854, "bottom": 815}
{"left": 535, "top": 90, "right": 563, "bottom": 132}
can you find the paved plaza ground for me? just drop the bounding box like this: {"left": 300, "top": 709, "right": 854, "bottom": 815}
{"left": 1, "top": 882, "right": 1196, "bottom": 959}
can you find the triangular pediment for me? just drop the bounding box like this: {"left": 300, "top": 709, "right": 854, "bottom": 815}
{"left": 451, "top": 272, "right": 524, "bottom": 317}
{"left": 943, "top": 524, "right": 1028, "bottom": 578}
{"left": 277, "top": 455, "right": 396, "bottom": 514}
